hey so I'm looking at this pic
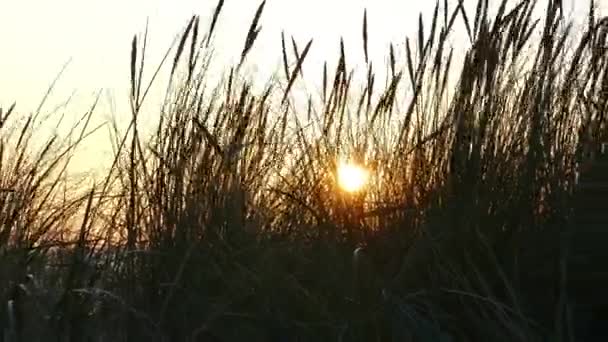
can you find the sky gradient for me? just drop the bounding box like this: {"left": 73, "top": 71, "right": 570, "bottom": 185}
{"left": 0, "top": 0, "right": 605, "bottom": 174}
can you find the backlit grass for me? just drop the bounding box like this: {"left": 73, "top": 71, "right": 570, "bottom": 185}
{"left": 2, "top": 0, "right": 608, "bottom": 341}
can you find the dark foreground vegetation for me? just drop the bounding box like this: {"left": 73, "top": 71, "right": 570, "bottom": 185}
{"left": 2, "top": 0, "right": 608, "bottom": 340}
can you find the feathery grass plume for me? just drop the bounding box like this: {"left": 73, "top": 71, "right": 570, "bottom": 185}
{"left": 188, "top": 16, "right": 200, "bottom": 82}
{"left": 171, "top": 15, "right": 196, "bottom": 81}
{"left": 136, "top": 19, "right": 149, "bottom": 105}
{"left": 290, "top": 36, "right": 304, "bottom": 78}
{"left": 362, "top": 9, "right": 369, "bottom": 64}
{"left": 282, "top": 39, "right": 313, "bottom": 105}
{"left": 239, "top": 0, "right": 266, "bottom": 68}
{"left": 281, "top": 31, "right": 290, "bottom": 81}
{"left": 206, "top": 0, "right": 224, "bottom": 48}
{"left": 130, "top": 36, "right": 137, "bottom": 104}
{"left": 0, "top": 103, "right": 15, "bottom": 130}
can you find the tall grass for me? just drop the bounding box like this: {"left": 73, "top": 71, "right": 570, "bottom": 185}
{"left": 2, "top": 0, "right": 608, "bottom": 340}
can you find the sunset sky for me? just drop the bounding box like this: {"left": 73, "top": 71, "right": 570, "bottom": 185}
{"left": 0, "top": 0, "right": 605, "bottom": 174}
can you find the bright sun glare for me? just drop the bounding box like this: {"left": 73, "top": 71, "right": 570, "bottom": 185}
{"left": 337, "top": 161, "right": 369, "bottom": 193}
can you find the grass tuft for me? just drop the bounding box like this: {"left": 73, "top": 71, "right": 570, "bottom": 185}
{"left": 3, "top": 0, "right": 608, "bottom": 340}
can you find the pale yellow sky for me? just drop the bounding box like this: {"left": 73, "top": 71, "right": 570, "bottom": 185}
{"left": 0, "top": 0, "right": 603, "bottom": 175}
{"left": 1, "top": 0, "right": 597, "bottom": 111}
{"left": 0, "top": 0, "right": 423, "bottom": 112}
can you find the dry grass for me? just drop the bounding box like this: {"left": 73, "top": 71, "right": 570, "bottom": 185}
{"left": 2, "top": 0, "right": 608, "bottom": 341}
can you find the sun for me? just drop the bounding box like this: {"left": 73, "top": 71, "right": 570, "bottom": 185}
{"left": 336, "top": 161, "right": 369, "bottom": 193}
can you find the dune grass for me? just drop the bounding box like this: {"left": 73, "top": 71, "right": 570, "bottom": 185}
{"left": 2, "top": 0, "right": 608, "bottom": 340}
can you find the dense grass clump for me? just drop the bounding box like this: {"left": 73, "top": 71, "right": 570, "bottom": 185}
{"left": 2, "top": 0, "right": 608, "bottom": 340}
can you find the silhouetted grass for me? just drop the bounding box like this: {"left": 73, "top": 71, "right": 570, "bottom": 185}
{"left": 2, "top": 0, "right": 608, "bottom": 341}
